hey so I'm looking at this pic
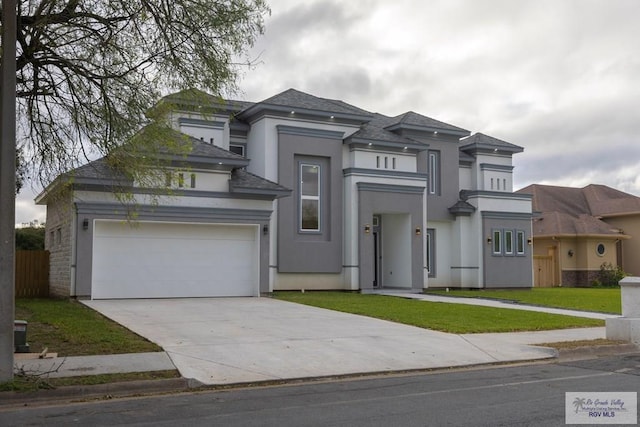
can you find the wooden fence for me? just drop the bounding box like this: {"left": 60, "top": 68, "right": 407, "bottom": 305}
{"left": 533, "top": 255, "right": 554, "bottom": 288}
{"left": 15, "top": 250, "right": 49, "bottom": 297}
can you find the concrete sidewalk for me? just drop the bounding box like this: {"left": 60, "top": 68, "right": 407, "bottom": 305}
{"left": 373, "top": 290, "right": 616, "bottom": 320}
{"left": 11, "top": 294, "right": 623, "bottom": 387}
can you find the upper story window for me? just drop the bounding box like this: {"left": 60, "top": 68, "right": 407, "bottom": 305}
{"left": 300, "top": 163, "right": 321, "bottom": 232}
{"left": 428, "top": 150, "right": 440, "bottom": 195}
{"left": 229, "top": 144, "right": 245, "bottom": 157}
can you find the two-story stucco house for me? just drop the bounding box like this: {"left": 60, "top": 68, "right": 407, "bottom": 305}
{"left": 36, "top": 88, "right": 533, "bottom": 299}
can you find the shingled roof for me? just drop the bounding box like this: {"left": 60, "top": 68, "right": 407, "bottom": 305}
{"left": 460, "top": 132, "right": 524, "bottom": 154}
{"left": 237, "top": 88, "right": 373, "bottom": 122}
{"left": 384, "top": 111, "right": 470, "bottom": 135}
{"left": 517, "top": 184, "right": 640, "bottom": 237}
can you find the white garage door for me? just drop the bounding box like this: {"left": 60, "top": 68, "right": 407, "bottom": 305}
{"left": 91, "top": 220, "right": 259, "bottom": 299}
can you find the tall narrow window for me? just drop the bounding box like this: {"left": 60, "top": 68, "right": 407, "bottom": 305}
{"left": 392, "top": 157, "right": 396, "bottom": 169}
{"left": 503, "top": 179, "right": 507, "bottom": 191}
{"left": 376, "top": 156, "right": 380, "bottom": 168}
{"left": 492, "top": 229, "right": 502, "bottom": 255}
{"left": 190, "top": 173, "right": 196, "bottom": 189}
{"left": 491, "top": 178, "right": 494, "bottom": 190}
{"left": 428, "top": 151, "right": 440, "bottom": 195}
{"left": 178, "top": 173, "right": 184, "bottom": 188}
{"left": 516, "top": 230, "right": 526, "bottom": 255}
{"left": 504, "top": 230, "right": 514, "bottom": 255}
{"left": 426, "top": 228, "right": 436, "bottom": 277}
{"left": 384, "top": 157, "right": 388, "bottom": 169}
{"left": 165, "top": 172, "right": 172, "bottom": 187}
{"left": 300, "top": 163, "right": 320, "bottom": 231}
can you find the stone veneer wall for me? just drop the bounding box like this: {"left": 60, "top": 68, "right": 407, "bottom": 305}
{"left": 561, "top": 270, "right": 600, "bottom": 287}
{"left": 44, "top": 192, "right": 73, "bottom": 297}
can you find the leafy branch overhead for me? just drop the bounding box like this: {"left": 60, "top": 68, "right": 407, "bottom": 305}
{"left": 3, "top": 0, "right": 269, "bottom": 186}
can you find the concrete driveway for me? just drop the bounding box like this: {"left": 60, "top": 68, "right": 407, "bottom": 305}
{"left": 84, "top": 298, "right": 594, "bottom": 385}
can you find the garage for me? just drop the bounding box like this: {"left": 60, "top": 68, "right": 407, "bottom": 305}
{"left": 91, "top": 220, "right": 259, "bottom": 299}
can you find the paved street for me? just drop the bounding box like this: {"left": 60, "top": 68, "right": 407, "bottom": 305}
{"left": 2, "top": 353, "right": 638, "bottom": 426}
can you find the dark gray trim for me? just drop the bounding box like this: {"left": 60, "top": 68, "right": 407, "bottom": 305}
{"left": 481, "top": 211, "right": 533, "bottom": 220}
{"left": 346, "top": 137, "right": 426, "bottom": 152}
{"left": 75, "top": 202, "right": 272, "bottom": 222}
{"left": 178, "top": 118, "right": 225, "bottom": 128}
{"left": 344, "top": 168, "right": 429, "bottom": 180}
{"left": 276, "top": 125, "right": 344, "bottom": 140}
{"left": 356, "top": 182, "right": 425, "bottom": 194}
{"left": 462, "top": 190, "right": 533, "bottom": 200}
{"left": 384, "top": 123, "right": 470, "bottom": 137}
{"left": 240, "top": 103, "right": 372, "bottom": 123}
{"left": 480, "top": 163, "right": 515, "bottom": 172}
{"left": 73, "top": 184, "right": 284, "bottom": 201}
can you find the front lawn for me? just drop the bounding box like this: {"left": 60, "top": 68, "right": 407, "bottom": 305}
{"left": 427, "top": 288, "right": 621, "bottom": 314}
{"left": 274, "top": 292, "right": 604, "bottom": 334}
{"left": 15, "top": 298, "right": 161, "bottom": 356}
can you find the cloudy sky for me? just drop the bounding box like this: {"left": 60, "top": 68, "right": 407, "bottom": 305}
{"left": 16, "top": 0, "right": 640, "bottom": 225}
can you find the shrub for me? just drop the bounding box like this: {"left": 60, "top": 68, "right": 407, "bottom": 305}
{"left": 592, "top": 262, "right": 626, "bottom": 287}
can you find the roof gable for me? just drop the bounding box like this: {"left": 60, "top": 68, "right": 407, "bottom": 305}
{"left": 384, "top": 111, "right": 470, "bottom": 136}
{"left": 460, "top": 132, "right": 524, "bottom": 154}
{"left": 238, "top": 88, "right": 373, "bottom": 122}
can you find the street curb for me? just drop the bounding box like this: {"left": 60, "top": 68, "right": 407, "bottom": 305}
{"left": 0, "top": 377, "right": 203, "bottom": 408}
{"left": 556, "top": 343, "right": 639, "bottom": 360}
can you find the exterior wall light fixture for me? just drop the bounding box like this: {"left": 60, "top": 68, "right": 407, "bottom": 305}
{"left": 486, "top": 236, "right": 492, "bottom": 244}
{"left": 415, "top": 227, "right": 421, "bottom": 236}
{"left": 568, "top": 249, "right": 574, "bottom": 257}
{"left": 82, "top": 218, "right": 89, "bottom": 230}
{"left": 364, "top": 224, "right": 371, "bottom": 234}
{"left": 263, "top": 224, "right": 269, "bottom": 235}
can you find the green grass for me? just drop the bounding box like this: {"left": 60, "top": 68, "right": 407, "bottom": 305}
{"left": 0, "top": 370, "right": 180, "bottom": 393}
{"left": 274, "top": 292, "right": 604, "bottom": 334}
{"left": 427, "top": 288, "right": 621, "bottom": 314}
{"left": 15, "top": 298, "right": 161, "bottom": 356}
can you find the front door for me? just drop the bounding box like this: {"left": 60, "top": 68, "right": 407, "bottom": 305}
{"left": 372, "top": 215, "right": 382, "bottom": 288}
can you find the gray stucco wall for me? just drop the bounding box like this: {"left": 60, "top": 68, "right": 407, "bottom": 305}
{"left": 482, "top": 211, "right": 533, "bottom": 288}
{"left": 277, "top": 126, "right": 344, "bottom": 273}
{"left": 73, "top": 203, "right": 273, "bottom": 297}
{"left": 414, "top": 134, "right": 461, "bottom": 221}
{"left": 358, "top": 183, "right": 425, "bottom": 292}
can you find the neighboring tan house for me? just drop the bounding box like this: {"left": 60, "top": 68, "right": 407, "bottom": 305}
{"left": 516, "top": 184, "right": 640, "bottom": 287}
{"left": 37, "top": 88, "right": 533, "bottom": 299}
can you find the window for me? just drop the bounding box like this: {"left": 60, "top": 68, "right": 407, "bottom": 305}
{"left": 376, "top": 156, "right": 380, "bottom": 168}
{"left": 392, "top": 157, "right": 396, "bottom": 169}
{"left": 491, "top": 178, "right": 494, "bottom": 190}
{"left": 492, "top": 229, "right": 502, "bottom": 255}
{"left": 426, "top": 228, "right": 436, "bottom": 277}
{"left": 165, "top": 172, "right": 172, "bottom": 187}
{"left": 503, "top": 179, "right": 507, "bottom": 191}
{"left": 384, "top": 157, "right": 388, "bottom": 169}
{"left": 596, "top": 243, "right": 606, "bottom": 256}
{"left": 504, "top": 230, "right": 513, "bottom": 255}
{"left": 190, "top": 173, "right": 196, "bottom": 189}
{"left": 300, "top": 163, "right": 320, "bottom": 231}
{"left": 229, "top": 144, "right": 245, "bottom": 156}
{"left": 178, "top": 173, "right": 184, "bottom": 188}
{"left": 516, "top": 231, "right": 526, "bottom": 255}
{"left": 428, "top": 151, "right": 440, "bottom": 195}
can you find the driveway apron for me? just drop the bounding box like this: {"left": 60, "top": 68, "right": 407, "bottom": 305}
{"left": 84, "top": 298, "right": 567, "bottom": 385}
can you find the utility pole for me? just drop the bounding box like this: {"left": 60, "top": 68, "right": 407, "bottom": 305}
{"left": 0, "top": 0, "right": 17, "bottom": 382}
